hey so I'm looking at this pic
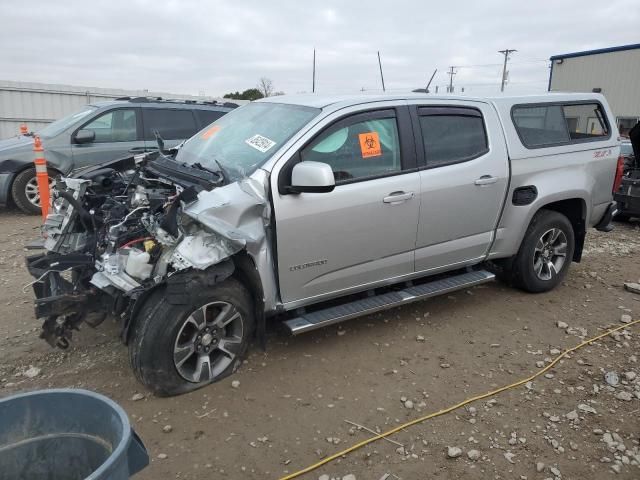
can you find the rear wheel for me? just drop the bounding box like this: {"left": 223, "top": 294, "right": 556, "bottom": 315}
{"left": 510, "top": 210, "right": 575, "bottom": 293}
{"left": 11, "top": 167, "right": 54, "bottom": 215}
{"left": 129, "top": 277, "right": 254, "bottom": 396}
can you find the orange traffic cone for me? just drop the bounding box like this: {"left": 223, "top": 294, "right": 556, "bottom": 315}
{"left": 20, "top": 124, "right": 28, "bottom": 135}
{"left": 33, "top": 136, "right": 50, "bottom": 221}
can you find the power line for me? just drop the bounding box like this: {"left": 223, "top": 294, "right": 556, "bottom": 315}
{"left": 498, "top": 48, "right": 517, "bottom": 92}
{"left": 453, "top": 60, "right": 547, "bottom": 69}
{"left": 447, "top": 66, "right": 457, "bottom": 93}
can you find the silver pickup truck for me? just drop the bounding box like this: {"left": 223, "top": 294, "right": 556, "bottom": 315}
{"left": 26, "top": 92, "right": 621, "bottom": 395}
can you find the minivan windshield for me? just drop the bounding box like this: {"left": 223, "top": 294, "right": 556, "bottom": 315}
{"left": 38, "top": 106, "right": 97, "bottom": 138}
{"left": 175, "top": 102, "right": 320, "bottom": 181}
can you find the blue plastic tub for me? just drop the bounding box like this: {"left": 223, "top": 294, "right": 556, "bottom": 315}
{"left": 0, "top": 389, "right": 148, "bottom": 479}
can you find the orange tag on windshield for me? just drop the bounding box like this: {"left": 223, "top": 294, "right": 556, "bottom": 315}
{"left": 201, "top": 125, "right": 221, "bottom": 139}
{"left": 358, "top": 132, "right": 382, "bottom": 158}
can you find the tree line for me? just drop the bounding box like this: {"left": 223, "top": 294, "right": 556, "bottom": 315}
{"left": 223, "top": 77, "right": 284, "bottom": 101}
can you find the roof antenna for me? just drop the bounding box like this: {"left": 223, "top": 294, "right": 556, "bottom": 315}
{"left": 425, "top": 69, "right": 437, "bottom": 93}
{"left": 312, "top": 48, "right": 316, "bottom": 93}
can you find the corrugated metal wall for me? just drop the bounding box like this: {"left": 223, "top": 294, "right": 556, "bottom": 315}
{"left": 0, "top": 80, "right": 242, "bottom": 139}
{"left": 549, "top": 48, "right": 640, "bottom": 121}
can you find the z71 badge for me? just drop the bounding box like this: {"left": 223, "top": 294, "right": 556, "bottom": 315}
{"left": 593, "top": 149, "right": 613, "bottom": 158}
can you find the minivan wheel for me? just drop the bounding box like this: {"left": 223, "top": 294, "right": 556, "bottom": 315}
{"left": 129, "top": 277, "right": 254, "bottom": 396}
{"left": 11, "top": 167, "right": 54, "bottom": 215}
{"left": 511, "top": 209, "right": 575, "bottom": 293}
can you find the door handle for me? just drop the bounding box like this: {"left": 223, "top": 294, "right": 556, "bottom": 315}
{"left": 474, "top": 175, "right": 498, "bottom": 186}
{"left": 383, "top": 191, "right": 414, "bottom": 204}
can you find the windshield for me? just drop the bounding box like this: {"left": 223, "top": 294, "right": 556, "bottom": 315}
{"left": 175, "top": 102, "right": 320, "bottom": 181}
{"left": 38, "top": 106, "right": 97, "bottom": 138}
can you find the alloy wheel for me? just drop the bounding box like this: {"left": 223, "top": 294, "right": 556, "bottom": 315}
{"left": 173, "top": 301, "right": 244, "bottom": 383}
{"left": 25, "top": 176, "right": 54, "bottom": 208}
{"left": 532, "top": 228, "right": 568, "bottom": 281}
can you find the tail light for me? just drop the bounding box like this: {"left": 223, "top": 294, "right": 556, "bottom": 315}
{"left": 613, "top": 155, "right": 625, "bottom": 193}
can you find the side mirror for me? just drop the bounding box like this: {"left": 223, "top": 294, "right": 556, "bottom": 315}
{"left": 74, "top": 129, "right": 95, "bottom": 144}
{"left": 290, "top": 161, "right": 335, "bottom": 193}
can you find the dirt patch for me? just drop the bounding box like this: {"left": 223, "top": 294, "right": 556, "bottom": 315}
{"left": 1, "top": 209, "right": 639, "bottom": 479}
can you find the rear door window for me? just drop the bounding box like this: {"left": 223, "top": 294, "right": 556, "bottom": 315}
{"left": 142, "top": 109, "right": 198, "bottom": 140}
{"left": 418, "top": 108, "right": 488, "bottom": 167}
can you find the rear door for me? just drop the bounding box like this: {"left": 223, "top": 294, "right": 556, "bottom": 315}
{"left": 410, "top": 102, "right": 509, "bottom": 273}
{"left": 71, "top": 107, "right": 143, "bottom": 167}
{"left": 272, "top": 105, "right": 421, "bottom": 307}
{"left": 141, "top": 108, "right": 199, "bottom": 151}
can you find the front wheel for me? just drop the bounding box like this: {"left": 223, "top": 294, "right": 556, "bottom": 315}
{"left": 129, "top": 277, "right": 254, "bottom": 396}
{"left": 510, "top": 209, "right": 575, "bottom": 293}
{"left": 11, "top": 168, "right": 54, "bottom": 215}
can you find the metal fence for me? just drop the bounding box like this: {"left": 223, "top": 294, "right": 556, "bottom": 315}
{"left": 0, "top": 80, "right": 240, "bottom": 139}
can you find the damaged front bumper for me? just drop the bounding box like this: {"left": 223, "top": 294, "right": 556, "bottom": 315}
{"left": 26, "top": 252, "right": 100, "bottom": 348}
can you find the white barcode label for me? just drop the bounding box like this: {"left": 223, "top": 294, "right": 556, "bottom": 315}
{"left": 245, "top": 134, "right": 276, "bottom": 153}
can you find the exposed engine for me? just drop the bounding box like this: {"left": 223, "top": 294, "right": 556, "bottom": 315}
{"left": 26, "top": 152, "right": 235, "bottom": 348}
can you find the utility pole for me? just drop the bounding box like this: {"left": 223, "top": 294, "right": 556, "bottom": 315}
{"left": 377, "top": 51, "right": 386, "bottom": 92}
{"left": 498, "top": 49, "right": 517, "bottom": 92}
{"left": 312, "top": 49, "right": 316, "bottom": 93}
{"left": 447, "top": 66, "right": 456, "bottom": 93}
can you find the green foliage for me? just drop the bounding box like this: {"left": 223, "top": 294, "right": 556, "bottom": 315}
{"left": 223, "top": 88, "right": 264, "bottom": 101}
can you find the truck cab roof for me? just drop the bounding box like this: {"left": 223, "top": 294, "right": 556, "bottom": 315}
{"left": 257, "top": 92, "right": 609, "bottom": 110}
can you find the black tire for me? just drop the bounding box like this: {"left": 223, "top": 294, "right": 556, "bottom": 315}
{"left": 614, "top": 212, "right": 631, "bottom": 222}
{"left": 11, "top": 167, "right": 53, "bottom": 215}
{"left": 129, "top": 276, "right": 254, "bottom": 396}
{"left": 510, "top": 209, "right": 575, "bottom": 293}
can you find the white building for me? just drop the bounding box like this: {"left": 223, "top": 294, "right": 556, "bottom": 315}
{"left": 548, "top": 43, "right": 640, "bottom": 136}
{"left": 0, "top": 80, "right": 243, "bottom": 139}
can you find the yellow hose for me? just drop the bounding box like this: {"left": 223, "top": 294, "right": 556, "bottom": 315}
{"left": 279, "top": 318, "right": 640, "bottom": 480}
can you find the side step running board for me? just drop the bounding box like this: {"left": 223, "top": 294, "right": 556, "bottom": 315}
{"left": 284, "top": 269, "right": 495, "bottom": 335}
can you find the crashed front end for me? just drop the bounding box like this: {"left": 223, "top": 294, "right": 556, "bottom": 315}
{"left": 26, "top": 153, "right": 271, "bottom": 349}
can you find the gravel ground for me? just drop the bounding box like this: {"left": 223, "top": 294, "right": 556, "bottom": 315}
{"left": 1, "top": 209, "right": 639, "bottom": 480}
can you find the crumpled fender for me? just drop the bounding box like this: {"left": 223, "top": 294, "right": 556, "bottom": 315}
{"left": 181, "top": 170, "right": 278, "bottom": 313}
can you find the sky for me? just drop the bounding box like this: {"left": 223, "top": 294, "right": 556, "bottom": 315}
{"left": 0, "top": 0, "right": 637, "bottom": 98}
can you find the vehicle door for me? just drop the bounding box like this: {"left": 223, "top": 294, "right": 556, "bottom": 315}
{"left": 71, "top": 107, "right": 143, "bottom": 167}
{"left": 141, "top": 108, "right": 199, "bottom": 151}
{"left": 410, "top": 102, "right": 509, "bottom": 273}
{"left": 272, "top": 104, "right": 421, "bottom": 307}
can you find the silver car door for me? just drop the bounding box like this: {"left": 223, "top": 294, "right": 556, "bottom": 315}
{"left": 271, "top": 105, "right": 421, "bottom": 308}
{"left": 410, "top": 101, "right": 509, "bottom": 274}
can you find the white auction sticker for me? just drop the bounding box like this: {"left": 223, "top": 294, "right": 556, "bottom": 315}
{"left": 245, "top": 134, "right": 276, "bottom": 153}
